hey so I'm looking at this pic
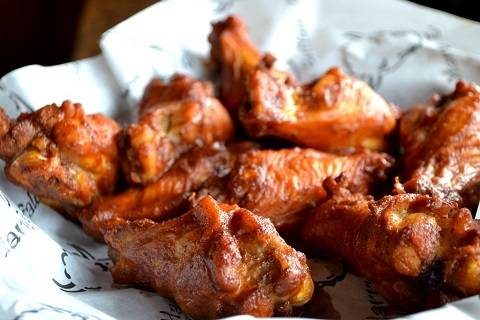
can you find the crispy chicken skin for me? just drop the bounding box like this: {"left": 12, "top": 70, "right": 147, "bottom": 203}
{"left": 78, "top": 143, "right": 238, "bottom": 240}
{"left": 224, "top": 148, "right": 394, "bottom": 229}
{"left": 138, "top": 73, "right": 215, "bottom": 115}
{"left": 0, "top": 101, "right": 120, "bottom": 210}
{"left": 400, "top": 81, "right": 480, "bottom": 210}
{"left": 121, "top": 74, "right": 234, "bottom": 185}
{"left": 209, "top": 15, "right": 262, "bottom": 113}
{"left": 0, "top": 108, "right": 10, "bottom": 138}
{"left": 303, "top": 186, "right": 480, "bottom": 310}
{"left": 209, "top": 16, "right": 397, "bottom": 153}
{"left": 242, "top": 58, "right": 398, "bottom": 153}
{"left": 104, "top": 195, "right": 314, "bottom": 319}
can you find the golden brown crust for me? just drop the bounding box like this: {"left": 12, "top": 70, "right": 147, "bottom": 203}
{"left": 225, "top": 147, "right": 394, "bottom": 229}
{"left": 78, "top": 143, "right": 235, "bottom": 240}
{"left": 138, "top": 74, "right": 215, "bottom": 115}
{"left": 303, "top": 189, "right": 480, "bottom": 310}
{"left": 400, "top": 81, "right": 480, "bottom": 210}
{"left": 209, "top": 15, "right": 262, "bottom": 113}
{"left": 208, "top": 16, "right": 398, "bottom": 154}
{"left": 242, "top": 64, "right": 399, "bottom": 153}
{"left": 120, "top": 74, "right": 234, "bottom": 185}
{"left": 104, "top": 196, "right": 314, "bottom": 319}
{"left": 0, "top": 101, "right": 120, "bottom": 210}
{"left": 3, "top": 13, "right": 479, "bottom": 317}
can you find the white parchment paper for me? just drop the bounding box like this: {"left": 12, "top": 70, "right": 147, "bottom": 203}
{"left": 1, "top": 0, "right": 480, "bottom": 319}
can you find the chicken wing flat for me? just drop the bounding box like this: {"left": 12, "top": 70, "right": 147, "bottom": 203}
{"left": 77, "top": 142, "right": 239, "bottom": 240}
{"left": 224, "top": 147, "right": 394, "bottom": 229}
{"left": 104, "top": 195, "right": 314, "bottom": 319}
{"left": 400, "top": 81, "right": 480, "bottom": 210}
{"left": 121, "top": 74, "right": 234, "bottom": 185}
{"left": 241, "top": 58, "right": 398, "bottom": 153}
{"left": 303, "top": 187, "right": 480, "bottom": 310}
{"left": 0, "top": 101, "right": 120, "bottom": 211}
{"left": 209, "top": 15, "right": 262, "bottom": 113}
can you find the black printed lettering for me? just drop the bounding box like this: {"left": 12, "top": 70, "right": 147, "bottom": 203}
{"left": 159, "top": 310, "right": 181, "bottom": 320}
{"left": 6, "top": 231, "right": 20, "bottom": 249}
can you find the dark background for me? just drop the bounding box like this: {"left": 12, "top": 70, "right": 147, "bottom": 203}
{"left": 0, "top": 0, "right": 478, "bottom": 77}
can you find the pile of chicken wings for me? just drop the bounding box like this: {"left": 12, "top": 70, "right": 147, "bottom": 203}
{"left": 1, "top": 15, "right": 480, "bottom": 319}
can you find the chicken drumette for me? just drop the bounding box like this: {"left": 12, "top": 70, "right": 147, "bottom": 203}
{"left": 121, "top": 74, "right": 234, "bottom": 185}
{"left": 400, "top": 81, "right": 480, "bottom": 210}
{"left": 105, "top": 195, "right": 314, "bottom": 319}
{"left": 223, "top": 147, "right": 394, "bottom": 229}
{"left": 0, "top": 101, "right": 120, "bottom": 212}
{"left": 303, "top": 185, "right": 480, "bottom": 311}
{"left": 209, "top": 15, "right": 262, "bottom": 113}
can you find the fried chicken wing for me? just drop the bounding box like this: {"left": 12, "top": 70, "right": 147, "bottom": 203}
{"left": 223, "top": 148, "right": 394, "bottom": 229}
{"left": 400, "top": 81, "right": 480, "bottom": 210}
{"left": 0, "top": 101, "right": 120, "bottom": 211}
{"left": 241, "top": 58, "right": 398, "bottom": 153}
{"left": 104, "top": 195, "right": 314, "bottom": 319}
{"left": 209, "top": 16, "right": 397, "bottom": 152}
{"left": 209, "top": 15, "right": 262, "bottom": 113}
{"left": 121, "top": 74, "right": 234, "bottom": 185}
{"left": 78, "top": 142, "right": 238, "bottom": 240}
{"left": 303, "top": 187, "right": 480, "bottom": 310}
